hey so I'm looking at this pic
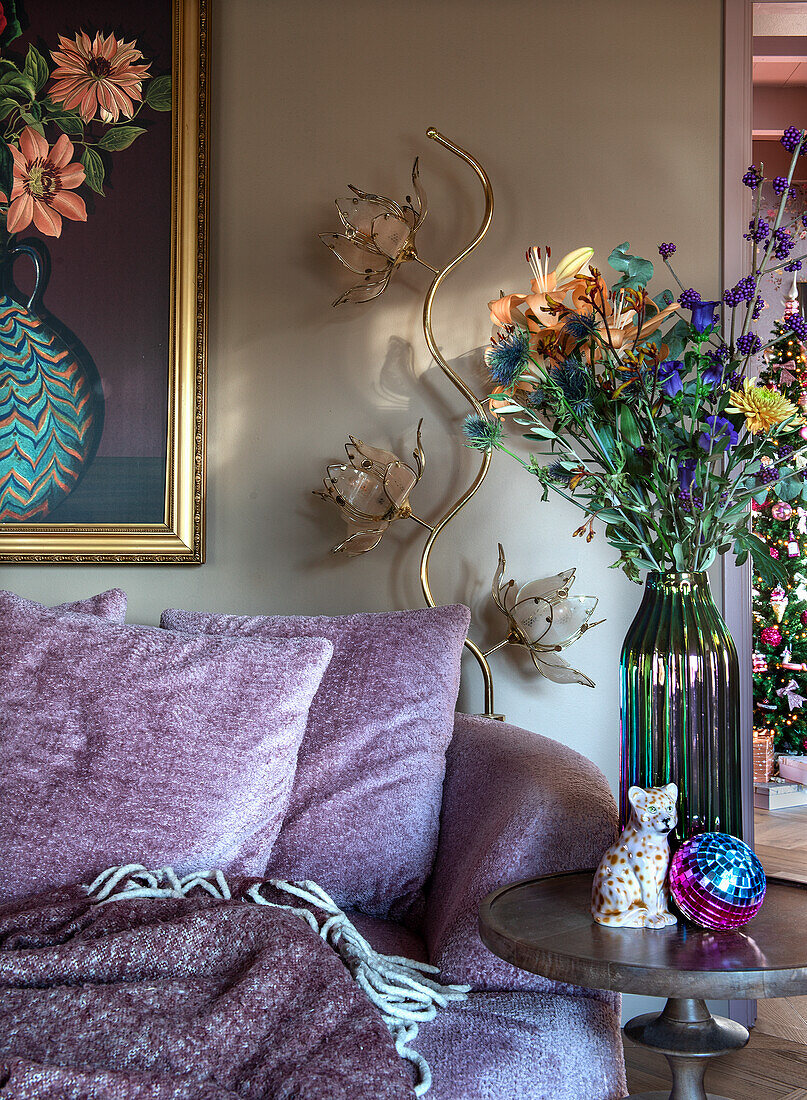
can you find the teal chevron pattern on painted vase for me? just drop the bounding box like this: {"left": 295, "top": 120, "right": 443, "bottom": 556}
{"left": 0, "top": 294, "right": 103, "bottom": 522}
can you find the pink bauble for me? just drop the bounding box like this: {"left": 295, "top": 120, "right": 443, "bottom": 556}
{"left": 801, "top": 425, "right": 807, "bottom": 441}
{"left": 760, "top": 625, "right": 783, "bottom": 646}
{"left": 770, "top": 547, "right": 780, "bottom": 559}
{"left": 801, "top": 610, "right": 807, "bottom": 626}
{"left": 772, "top": 502, "right": 793, "bottom": 520}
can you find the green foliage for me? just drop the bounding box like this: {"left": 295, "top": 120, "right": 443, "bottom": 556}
{"left": 607, "top": 242, "right": 654, "bottom": 290}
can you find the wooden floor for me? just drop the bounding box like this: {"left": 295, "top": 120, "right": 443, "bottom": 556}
{"left": 624, "top": 805, "right": 807, "bottom": 1097}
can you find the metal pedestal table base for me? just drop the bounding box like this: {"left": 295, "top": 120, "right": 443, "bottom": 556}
{"left": 623, "top": 997, "right": 749, "bottom": 1100}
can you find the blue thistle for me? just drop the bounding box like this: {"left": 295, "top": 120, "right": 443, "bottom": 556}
{"left": 546, "top": 460, "right": 572, "bottom": 486}
{"left": 484, "top": 327, "right": 532, "bottom": 388}
{"left": 547, "top": 359, "right": 592, "bottom": 415}
{"left": 463, "top": 414, "right": 504, "bottom": 452}
{"left": 562, "top": 309, "right": 599, "bottom": 342}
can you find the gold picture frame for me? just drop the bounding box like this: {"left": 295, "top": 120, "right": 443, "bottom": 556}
{"left": 0, "top": 0, "right": 209, "bottom": 563}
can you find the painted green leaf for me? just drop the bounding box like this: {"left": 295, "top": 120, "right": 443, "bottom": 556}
{"left": 49, "top": 110, "right": 84, "bottom": 137}
{"left": 97, "top": 126, "right": 147, "bottom": 152}
{"left": 0, "top": 97, "right": 18, "bottom": 121}
{"left": 144, "top": 74, "right": 172, "bottom": 111}
{"left": 0, "top": 72, "right": 35, "bottom": 101}
{"left": 23, "top": 46, "right": 49, "bottom": 93}
{"left": 81, "top": 146, "right": 105, "bottom": 195}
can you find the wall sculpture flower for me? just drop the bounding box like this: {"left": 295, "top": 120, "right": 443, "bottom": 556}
{"left": 319, "top": 159, "right": 430, "bottom": 305}
{"left": 315, "top": 426, "right": 425, "bottom": 554}
{"left": 488, "top": 544, "right": 603, "bottom": 687}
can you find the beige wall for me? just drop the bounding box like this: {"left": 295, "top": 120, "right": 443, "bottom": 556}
{"left": 4, "top": 0, "right": 723, "bottom": 791}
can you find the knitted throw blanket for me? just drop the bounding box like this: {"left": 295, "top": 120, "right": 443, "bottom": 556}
{"left": 0, "top": 867, "right": 467, "bottom": 1099}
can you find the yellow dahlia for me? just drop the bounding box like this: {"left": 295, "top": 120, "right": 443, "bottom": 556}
{"left": 727, "top": 378, "right": 802, "bottom": 435}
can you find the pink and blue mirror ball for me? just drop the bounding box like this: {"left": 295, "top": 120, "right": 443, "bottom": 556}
{"left": 669, "top": 833, "right": 766, "bottom": 931}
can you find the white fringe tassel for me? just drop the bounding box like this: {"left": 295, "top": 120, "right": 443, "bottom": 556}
{"left": 84, "top": 866, "right": 469, "bottom": 1097}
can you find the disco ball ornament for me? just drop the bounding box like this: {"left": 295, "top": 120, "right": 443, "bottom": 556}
{"left": 669, "top": 833, "right": 766, "bottom": 931}
{"left": 772, "top": 501, "right": 793, "bottom": 520}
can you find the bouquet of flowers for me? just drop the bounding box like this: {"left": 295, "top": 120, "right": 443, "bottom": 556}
{"left": 0, "top": 3, "right": 169, "bottom": 244}
{"left": 465, "top": 125, "right": 807, "bottom": 584}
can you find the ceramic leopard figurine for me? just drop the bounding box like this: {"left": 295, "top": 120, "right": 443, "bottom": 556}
{"left": 591, "top": 783, "right": 678, "bottom": 928}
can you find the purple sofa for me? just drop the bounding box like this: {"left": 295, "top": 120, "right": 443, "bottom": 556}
{"left": 349, "top": 713, "right": 627, "bottom": 1100}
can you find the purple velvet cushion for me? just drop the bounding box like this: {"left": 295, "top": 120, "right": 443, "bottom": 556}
{"left": 0, "top": 594, "right": 333, "bottom": 903}
{"left": 160, "top": 604, "right": 471, "bottom": 922}
{"left": 2, "top": 588, "right": 127, "bottom": 622}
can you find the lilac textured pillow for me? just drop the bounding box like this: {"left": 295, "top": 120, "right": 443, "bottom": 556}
{"left": 2, "top": 588, "right": 127, "bottom": 622}
{"left": 0, "top": 595, "right": 333, "bottom": 904}
{"left": 160, "top": 604, "right": 471, "bottom": 923}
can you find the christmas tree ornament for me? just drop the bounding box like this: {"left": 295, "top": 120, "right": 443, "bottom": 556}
{"left": 669, "top": 833, "right": 766, "bottom": 931}
{"left": 751, "top": 499, "right": 765, "bottom": 513}
{"left": 777, "top": 678, "right": 807, "bottom": 710}
{"left": 801, "top": 609, "right": 807, "bottom": 626}
{"left": 752, "top": 651, "right": 768, "bottom": 672}
{"left": 771, "top": 585, "right": 789, "bottom": 622}
{"left": 761, "top": 625, "right": 783, "bottom": 646}
{"left": 771, "top": 502, "right": 793, "bottom": 520}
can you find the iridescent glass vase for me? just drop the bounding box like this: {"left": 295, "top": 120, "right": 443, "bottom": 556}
{"left": 619, "top": 571, "right": 742, "bottom": 841}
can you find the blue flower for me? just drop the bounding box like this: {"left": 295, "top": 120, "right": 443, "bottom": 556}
{"left": 463, "top": 414, "right": 503, "bottom": 452}
{"left": 658, "top": 359, "right": 684, "bottom": 397}
{"left": 678, "top": 457, "right": 697, "bottom": 490}
{"left": 689, "top": 300, "right": 720, "bottom": 334}
{"left": 701, "top": 348, "right": 729, "bottom": 386}
{"left": 547, "top": 359, "right": 592, "bottom": 414}
{"left": 698, "top": 415, "right": 738, "bottom": 452}
{"left": 484, "top": 327, "right": 532, "bottom": 388}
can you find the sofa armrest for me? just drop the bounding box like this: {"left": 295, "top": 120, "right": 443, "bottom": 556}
{"left": 424, "top": 713, "right": 618, "bottom": 993}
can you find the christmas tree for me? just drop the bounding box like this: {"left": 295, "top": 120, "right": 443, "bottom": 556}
{"left": 752, "top": 315, "right": 807, "bottom": 757}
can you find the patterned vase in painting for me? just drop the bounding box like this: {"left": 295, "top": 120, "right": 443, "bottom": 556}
{"left": 0, "top": 242, "right": 104, "bottom": 522}
{"left": 619, "top": 571, "right": 743, "bottom": 843}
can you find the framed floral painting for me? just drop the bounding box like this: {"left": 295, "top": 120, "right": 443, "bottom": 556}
{"left": 0, "top": 0, "right": 208, "bottom": 562}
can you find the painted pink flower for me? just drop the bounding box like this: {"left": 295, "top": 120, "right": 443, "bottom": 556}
{"left": 5, "top": 127, "right": 86, "bottom": 237}
{"left": 48, "top": 30, "right": 151, "bottom": 124}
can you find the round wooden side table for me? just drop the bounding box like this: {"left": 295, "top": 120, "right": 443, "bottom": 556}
{"left": 479, "top": 871, "right": 807, "bottom": 1100}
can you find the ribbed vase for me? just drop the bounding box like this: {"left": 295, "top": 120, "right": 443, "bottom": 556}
{"left": 619, "top": 571, "right": 743, "bottom": 842}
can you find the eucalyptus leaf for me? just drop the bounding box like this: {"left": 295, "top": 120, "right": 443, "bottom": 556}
{"left": 608, "top": 241, "right": 654, "bottom": 289}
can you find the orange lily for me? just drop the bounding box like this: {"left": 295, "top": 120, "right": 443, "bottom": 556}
{"left": 489, "top": 245, "right": 594, "bottom": 334}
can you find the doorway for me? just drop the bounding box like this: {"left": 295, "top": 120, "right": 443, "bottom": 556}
{"left": 723, "top": 0, "right": 807, "bottom": 1047}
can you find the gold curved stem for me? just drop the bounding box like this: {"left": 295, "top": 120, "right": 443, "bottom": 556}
{"left": 419, "top": 128, "right": 497, "bottom": 717}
